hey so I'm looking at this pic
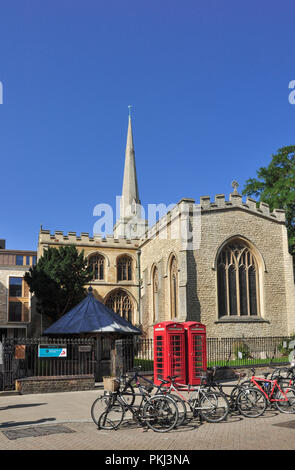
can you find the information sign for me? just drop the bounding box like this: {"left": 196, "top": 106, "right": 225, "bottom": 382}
{"left": 38, "top": 345, "right": 67, "bottom": 358}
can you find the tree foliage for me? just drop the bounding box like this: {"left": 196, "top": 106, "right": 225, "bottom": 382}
{"left": 242, "top": 146, "right": 295, "bottom": 258}
{"left": 24, "top": 245, "right": 93, "bottom": 321}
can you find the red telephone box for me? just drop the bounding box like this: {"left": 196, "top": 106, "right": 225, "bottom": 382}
{"left": 183, "top": 321, "right": 207, "bottom": 385}
{"left": 153, "top": 321, "right": 186, "bottom": 386}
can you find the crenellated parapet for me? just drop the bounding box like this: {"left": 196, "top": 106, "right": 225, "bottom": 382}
{"left": 199, "top": 192, "right": 286, "bottom": 222}
{"left": 38, "top": 229, "right": 141, "bottom": 248}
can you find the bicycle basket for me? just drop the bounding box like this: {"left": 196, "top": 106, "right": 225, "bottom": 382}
{"left": 103, "top": 377, "right": 119, "bottom": 392}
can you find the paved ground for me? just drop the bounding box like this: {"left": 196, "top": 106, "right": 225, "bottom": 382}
{"left": 0, "top": 386, "right": 295, "bottom": 452}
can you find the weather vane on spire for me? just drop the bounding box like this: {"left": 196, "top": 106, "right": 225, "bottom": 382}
{"left": 128, "top": 105, "right": 133, "bottom": 117}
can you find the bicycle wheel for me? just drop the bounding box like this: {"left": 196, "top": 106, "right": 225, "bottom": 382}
{"left": 237, "top": 387, "right": 267, "bottom": 418}
{"left": 91, "top": 394, "right": 113, "bottom": 426}
{"left": 143, "top": 394, "right": 179, "bottom": 432}
{"left": 199, "top": 391, "right": 229, "bottom": 423}
{"left": 167, "top": 393, "right": 187, "bottom": 426}
{"left": 119, "top": 383, "right": 136, "bottom": 406}
{"left": 270, "top": 367, "right": 290, "bottom": 381}
{"left": 97, "top": 399, "right": 125, "bottom": 430}
{"left": 275, "top": 386, "right": 295, "bottom": 414}
{"left": 229, "top": 385, "right": 246, "bottom": 411}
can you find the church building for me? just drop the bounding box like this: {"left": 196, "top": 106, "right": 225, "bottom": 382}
{"left": 37, "top": 114, "right": 295, "bottom": 339}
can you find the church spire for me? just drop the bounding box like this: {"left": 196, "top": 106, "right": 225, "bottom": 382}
{"left": 114, "top": 108, "right": 147, "bottom": 239}
{"left": 121, "top": 111, "right": 141, "bottom": 218}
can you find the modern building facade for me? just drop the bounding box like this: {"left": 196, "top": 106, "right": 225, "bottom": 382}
{"left": 0, "top": 240, "right": 37, "bottom": 337}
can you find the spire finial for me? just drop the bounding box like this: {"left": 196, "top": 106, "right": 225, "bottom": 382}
{"left": 231, "top": 180, "right": 239, "bottom": 193}
{"left": 128, "top": 104, "right": 133, "bottom": 117}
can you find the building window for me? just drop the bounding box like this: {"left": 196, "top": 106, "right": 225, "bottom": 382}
{"left": 32, "top": 255, "right": 37, "bottom": 265}
{"left": 152, "top": 266, "right": 159, "bottom": 323}
{"left": 170, "top": 256, "right": 178, "bottom": 319}
{"left": 217, "top": 241, "right": 260, "bottom": 318}
{"left": 9, "top": 302, "right": 22, "bottom": 322}
{"left": 89, "top": 254, "right": 104, "bottom": 280}
{"left": 105, "top": 289, "right": 133, "bottom": 323}
{"left": 8, "top": 277, "right": 30, "bottom": 323}
{"left": 9, "top": 277, "right": 22, "bottom": 297}
{"left": 117, "top": 256, "right": 132, "bottom": 281}
{"left": 16, "top": 255, "right": 23, "bottom": 265}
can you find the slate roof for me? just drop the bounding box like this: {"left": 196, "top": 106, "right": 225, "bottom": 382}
{"left": 43, "top": 287, "right": 141, "bottom": 335}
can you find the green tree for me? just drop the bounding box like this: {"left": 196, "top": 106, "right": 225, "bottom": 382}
{"left": 242, "top": 146, "right": 295, "bottom": 258}
{"left": 24, "top": 245, "right": 93, "bottom": 321}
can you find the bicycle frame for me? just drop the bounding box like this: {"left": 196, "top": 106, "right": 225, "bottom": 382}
{"left": 120, "top": 370, "right": 157, "bottom": 393}
{"left": 159, "top": 379, "right": 218, "bottom": 414}
{"left": 250, "top": 376, "right": 291, "bottom": 403}
{"left": 104, "top": 388, "right": 148, "bottom": 426}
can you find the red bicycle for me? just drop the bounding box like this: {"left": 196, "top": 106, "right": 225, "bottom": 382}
{"left": 241, "top": 368, "right": 295, "bottom": 415}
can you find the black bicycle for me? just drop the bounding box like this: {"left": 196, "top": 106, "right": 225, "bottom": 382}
{"left": 270, "top": 365, "right": 295, "bottom": 384}
{"left": 91, "top": 366, "right": 188, "bottom": 427}
{"left": 91, "top": 367, "right": 154, "bottom": 425}
{"left": 97, "top": 386, "right": 179, "bottom": 433}
{"left": 202, "top": 366, "right": 247, "bottom": 412}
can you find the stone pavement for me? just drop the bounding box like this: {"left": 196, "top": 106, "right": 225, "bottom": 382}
{"left": 0, "top": 387, "right": 295, "bottom": 451}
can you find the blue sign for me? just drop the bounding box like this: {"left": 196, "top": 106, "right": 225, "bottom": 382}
{"left": 38, "top": 345, "right": 67, "bottom": 358}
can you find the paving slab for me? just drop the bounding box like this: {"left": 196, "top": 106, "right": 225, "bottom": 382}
{"left": 0, "top": 388, "right": 294, "bottom": 451}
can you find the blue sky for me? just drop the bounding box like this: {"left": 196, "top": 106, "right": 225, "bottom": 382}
{"left": 0, "top": 0, "right": 294, "bottom": 250}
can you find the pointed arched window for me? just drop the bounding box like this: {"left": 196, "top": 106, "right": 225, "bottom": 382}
{"left": 105, "top": 289, "right": 133, "bottom": 323}
{"left": 89, "top": 254, "right": 104, "bottom": 280}
{"left": 170, "top": 256, "right": 178, "bottom": 319}
{"left": 117, "top": 255, "right": 133, "bottom": 281}
{"left": 152, "top": 266, "right": 159, "bottom": 323}
{"left": 217, "top": 241, "right": 260, "bottom": 318}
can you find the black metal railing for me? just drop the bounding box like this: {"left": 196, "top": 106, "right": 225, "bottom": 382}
{"left": 206, "top": 336, "right": 291, "bottom": 367}
{"left": 131, "top": 336, "right": 292, "bottom": 372}
{"left": 0, "top": 337, "right": 96, "bottom": 391}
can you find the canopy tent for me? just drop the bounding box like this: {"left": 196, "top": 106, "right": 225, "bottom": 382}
{"left": 43, "top": 287, "right": 141, "bottom": 335}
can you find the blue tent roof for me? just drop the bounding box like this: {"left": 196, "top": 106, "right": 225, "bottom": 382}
{"left": 43, "top": 287, "right": 141, "bottom": 335}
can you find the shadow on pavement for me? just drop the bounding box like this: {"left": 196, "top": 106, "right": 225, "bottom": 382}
{"left": 0, "top": 417, "right": 56, "bottom": 429}
{"left": 0, "top": 403, "right": 47, "bottom": 411}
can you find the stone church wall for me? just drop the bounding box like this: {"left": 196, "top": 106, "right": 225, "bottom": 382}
{"left": 38, "top": 231, "right": 141, "bottom": 326}
{"left": 140, "top": 193, "right": 295, "bottom": 339}
{"left": 190, "top": 194, "right": 295, "bottom": 338}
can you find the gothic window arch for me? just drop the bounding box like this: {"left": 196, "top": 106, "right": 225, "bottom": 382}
{"left": 152, "top": 266, "right": 159, "bottom": 323}
{"left": 217, "top": 241, "right": 260, "bottom": 318}
{"left": 105, "top": 289, "right": 133, "bottom": 323}
{"left": 88, "top": 253, "right": 104, "bottom": 281}
{"left": 117, "top": 255, "right": 133, "bottom": 281}
{"left": 169, "top": 256, "right": 178, "bottom": 319}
